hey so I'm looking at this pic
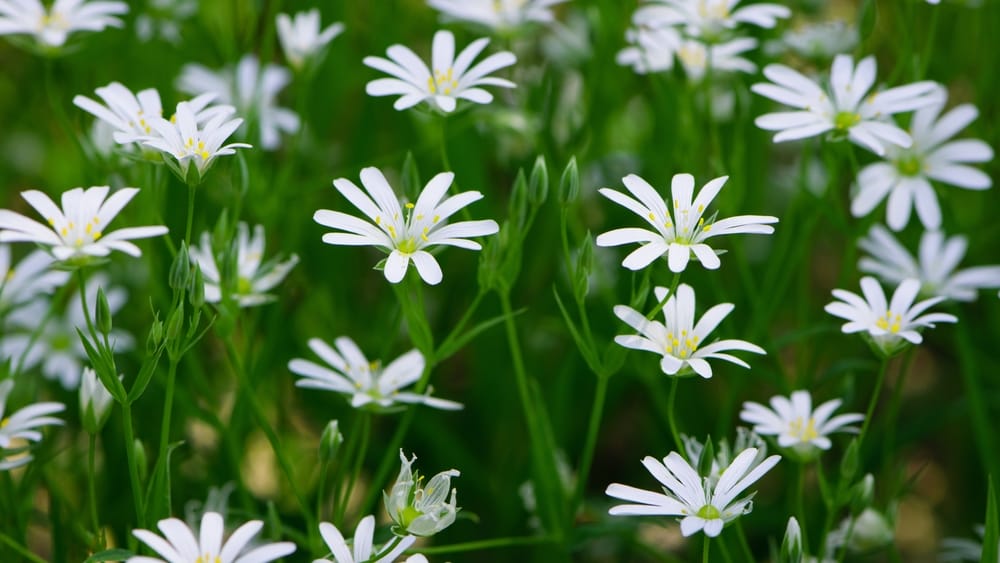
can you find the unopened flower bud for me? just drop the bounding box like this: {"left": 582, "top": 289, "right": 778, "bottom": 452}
{"left": 780, "top": 517, "right": 803, "bottom": 563}
{"left": 528, "top": 155, "right": 549, "bottom": 206}
{"left": 95, "top": 287, "right": 113, "bottom": 336}
{"left": 851, "top": 473, "right": 875, "bottom": 514}
{"left": 79, "top": 367, "right": 114, "bottom": 434}
{"left": 169, "top": 242, "right": 191, "bottom": 291}
{"left": 189, "top": 265, "right": 205, "bottom": 309}
{"left": 558, "top": 157, "right": 580, "bottom": 204}
{"left": 319, "top": 420, "right": 343, "bottom": 463}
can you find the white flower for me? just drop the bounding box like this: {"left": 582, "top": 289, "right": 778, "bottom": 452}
{"left": 681, "top": 429, "right": 767, "bottom": 484}
{"left": 129, "top": 511, "right": 296, "bottom": 563}
{"left": 613, "top": 284, "right": 765, "bottom": 378}
{"left": 753, "top": 54, "right": 942, "bottom": 156}
{"left": 290, "top": 336, "right": 462, "bottom": 411}
{"left": 859, "top": 225, "right": 1000, "bottom": 302}
{"left": 740, "top": 391, "right": 864, "bottom": 459}
{"left": 0, "top": 245, "right": 69, "bottom": 315}
{"left": 141, "top": 101, "right": 251, "bottom": 184}
{"left": 427, "top": 0, "right": 566, "bottom": 31}
{"left": 605, "top": 446, "right": 780, "bottom": 537}
{"left": 79, "top": 366, "right": 114, "bottom": 433}
{"left": 850, "top": 94, "right": 993, "bottom": 230}
{"left": 827, "top": 508, "right": 894, "bottom": 554}
{"left": 188, "top": 223, "right": 299, "bottom": 308}
{"left": 134, "top": 0, "right": 196, "bottom": 44}
{"left": 0, "top": 379, "right": 64, "bottom": 471}
{"left": 276, "top": 9, "right": 344, "bottom": 70}
{"left": 635, "top": 0, "right": 790, "bottom": 39}
{"left": 675, "top": 37, "right": 757, "bottom": 82}
{"left": 617, "top": 25, "right": 681, "bottom": 74}
{"left": 0, "top": 0, "right": 128, "bottom": 49}
{"left": 364, "top": 30, "right": 517, "bottom": 113}
{"left": 314, "top": 167, "right": 499, "bottom": 285}
{"left": 825, "top": 277, "right": 957, "bottom": 357}
{"left": 385, "top": 450, "right": 460, "bottom": 537}
{"left": 0, "top": 186, "right": 168, "bottom": 263}
{"left": 940, "top": 526, "right": 990, "bottom": 562}
{"left": 781, "top": 20, "right": 858, "bottom": 60}
{"left": 177, "top": 55, "right": 300, "bottom": 150}
{"left": 596, "top": 173, "right": 778, "bottom": 273}
{"left": 316, "top": 516, "right": 416, "bottom": 563}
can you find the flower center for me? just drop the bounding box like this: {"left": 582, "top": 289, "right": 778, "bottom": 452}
{"left": 397, "top": 237, "right": 419, "bottom": 254}
{"left": 237, "top": 276, "right": 253, "bottom": 295}
{"left": 194, "top": 554, "right": 221, "bottom": 563}
{"left": 834, "top": 111, "right": 861, "bottom": 131}
{"left": 399, "top": 505, "right": 423, "bottom": 527}
{"left": 678, "top": 44, "right": 707, "bottom": 72}
{"left": 665, "top": 330, "right": 700, "bottom": 359}
{"left": 875, "top": 311, "right": 903, "bottom": 333}
{"left": 697, "top": 0, "right": 730, "bottom": 20}
{"left": 183, "top": 136, "right": 211, "bottom": 161}
{"left": 789, "top": 416, "right": 819, "bottom": 442}
{"left": 895, "top": 153, "right": 923, "bottom": 177}
{"left": 49, "top": 215, "right": 103, "bottom": 247}
{"left": 428, "top": 67, "right": 458, "bottom": 95}
{"left": 666, "top": 199, "right": 710, "bottom": 244}
{"left": 696, "top": 504, "right": 721, "bottom": 520}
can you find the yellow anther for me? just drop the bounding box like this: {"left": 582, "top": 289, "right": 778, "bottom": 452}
{"left": 186, "top": 137, "right": 194, "bottom": 147}
{"left": 200, "top": 151, "right": 209, "bottom": 160}
{"left": 60, "top": 227, "right": 68, "bottom": 236}
{"left": 698, "top": 204, "right": 704, "bottom": 212}
{"left": 0, "top": 417, "right": 8, "bottom": 429}
{"left": 375, "top": 216, "right": 382, "bottom": 225}
{"left": 47, "top": 217, "right": 55, "bottom": 226}
{"left": 648, "top": 212, "right": 655, "bottom": 221}
{"left": 433, "top": 215, "right": 440, "bottom": 223}
{"left": 93, "top": 231, "right": 102, "bottom": 240}
{"left": 405, "top": 202, "right": 415, "bottom": 209}
{"left": 416, "top": 214, "right": 424, "bottom": 220}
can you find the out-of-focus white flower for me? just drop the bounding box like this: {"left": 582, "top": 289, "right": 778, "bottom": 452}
{"left": 276, "top": 9, "right": 344, "bottom": 70}
{"left": 428, "top": 0, "right": 566, "bottom": 31}
{"left": 188, "top": 222, "right": 298, "bottom": 307}
{"left": 0, "top": 0, "right": 128, "bottom": 49}
{"left": 291, "top": 336, "right": 461, "bottom": 411}
{"left": 0, "top": 245, "right": 69, "bottom": 316}
{"left": 681, "top": 429, "right": 768, "bottom": 485}
{"left": 364, "top": 30, "right": 516, "bottom": 113}
{"left": 675, "top": 37, "right": 757, "bottom": 81}
{"left": 825, "top": 277, "right": 957, "bottom": 357}
{"left": 0, "top": 379, "right": 64, "bottom": 471}
{"left": 617, "top": 25, "right": 681, "bottom": 74}
{"left": 859, "top": 225, "right": 1000, "bottom": 302}
{"left": 314, "top": 167, "right": 499, "bottom": 285}
{"left": 781, "top": 20, "right": 858, "bottom": 60}
{"left": 753, "top": 55, "right": 942, "bottom": 156}
{"left": 827, "top": 508, "right": 894, "bottom": 554}
{"left": 140, "top": 101, "right": 251, "bottom": 184}
{"left": 851, "top": 93, "right": 993, "bottom": 230}
{"left": 606, "top": 446, "right": 780, "bottom": 537}
{"left": 79, "top": 366, "right": 114, "bottom": 433}
{"left": 315, "top": 516, "right": 416, "bottom": 563}
{"left": 385, "top": 450, "right": 461, "bottom": 537}
{"left": 634, "top": 0, "right": 790, "bottom": 40}
{"left": 177, "top": 55, "right": 299, "bottom": 150}
{"left": 129, "top": 511, "right": 296, "bottom": 563}
{"left": 740, "top": 390, "right": 864, "bottom": 460}
{"left": 134, "top": 0, "right": 196, "bottom": 44}
{"left": 0, "top": 186, "right": 168, "bottom": 263}
{"left": 940, "top": 525, "right": 990, "bottom": 562}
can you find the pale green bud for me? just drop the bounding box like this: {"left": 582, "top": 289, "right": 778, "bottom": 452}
{"left": 780, "top": 517, "right": 803, "bottom": 563}
{"left": 319, "top": 420, "right": 343, "bottom": 463}
{"left": 95, "top": 287, "right": 112, "bottom": 336}
{"left": 79, "top": 367, "right": 114, "bottom": 434}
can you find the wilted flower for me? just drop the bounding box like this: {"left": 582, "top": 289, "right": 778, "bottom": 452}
{"left": 740, "top": 390, "right": 864, "bottom": 460}
{"left": 0, "top": 379, "right": 64, "bottom": 471}
{"left": 0, "top": 0, "right": 128, "bottom": 50}
{"left": 428, "top": 0, "right": 567, "bottom": 32}
{"left": 316, "top": 516, "right": 416, "bottom": 563}
{"left": 276, "top": 9, "right": 344, "bottom": 70}
{"left": 385, "top": 450, "right": 461, "bottom": 537}
{"left": 129, "top": 511, "right": 296, "bottom": 563}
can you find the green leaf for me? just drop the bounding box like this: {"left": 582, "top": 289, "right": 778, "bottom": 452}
{"left": 402, "top": 151, "right": 422, "bottom": 201}
{"left": 436, "top": 307, "right": 525, "bottom": 363}
{"left": 552, "top": 287, "right": 602, "bottom": 374}
{"left": 983, "top": 476, "right": 998, "bottom": 563}
{"left": 144, "top": 440, "right": 185, "bottom": 523}
{"left": 84, "top": 549, "right": 134, "bottom": 562}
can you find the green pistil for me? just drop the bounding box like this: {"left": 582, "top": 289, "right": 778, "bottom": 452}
{"left": 397, "top": 238, "right": 418, "bottom": 254}
{"left": 399, "top": 506, "right": 422, "bottom": 527}
{"left": 834, "top": 111, "right": 861, "bottom": 131}
{"left": 237, "top": 276, "right": 253, "bottom": 295}
{"left": 696, "top": 504, "right": 721, "bottom": 520}
{"left": 895, "top": 154, "right": 923, "bottom": 177}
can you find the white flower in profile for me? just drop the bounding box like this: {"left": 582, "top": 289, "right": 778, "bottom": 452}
{"left": 740, "top": 391, "right": 864, "bottom": 460}
{"left": 0, "top": 186, "right": 168, "bottom": 263}
{"left": 188, "top": 223, "right": 299, "bottom": 308}
{"left": 753, "top": 55, "right": 942, "bottom": 156}
{"left": 314, "top": 167, "right": 499, "bottom": 285}
{"left": 0, "top": 379, "right": 64, "bottom": 471}
{"left": 290, "top": 336, "right": 462, "bottom": 411}
{"left": 605, "top": 446, "right": 780, "bottom": 537}
{"left": 675, "top": 37, "right": 757, "bottom": 82}
{"left": 129, "top": 511, "right": 296, "bottom": 563}
{"left": 364, "top": 30, "right": 517, "bottom": 113}
{"left": 177, "top": 55, "right": 300, "bottom": 150}
{"left": 385, "top": 450, "right": 461, "bottom": 537}
{"left": 859, "top": 225, "right": 1000, "bottom": 302}
{"left": 825, "top": 277, "right": 957, "bottom": 357}
{"left": 79, "top": 366, "right": 114, "bottom": 433}
{"left": 276, "top": 9, "right": 344, "bottom": 70}
{"left": 616, "top": 25, "right": 681, "bottom": 74}
{"left": 316, "top": 516, "right": 416, "bottom": 563}
{"left": 851, "top": 94, "right": 993, "bottom": 230}
{"left": 428, "top": 0, "right": 566, "bottom": 31}
{"left": 141, "top": 101, "right": 251, "bottom": 184}
{"left": 0, "top": 245, "right": 69, "bottom": 315}
{"left": 0, "top": 0, "right": 128, "bottom": 49}
{"left": 613, "top": 284, "right": 765, "bottom": 378}
{"left": 636, "top": 0, "right": 790, "bottom": 39}
{"left": 596, "top": 173, "right": 777, "bottom": 273}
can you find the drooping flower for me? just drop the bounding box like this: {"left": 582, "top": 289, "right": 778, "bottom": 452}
{"left": 850, "top": 93, "right": 993, "bottom": 230}
{"left": 314, "top": 167, "right": 499, "bottom": 285}
{"left": 858, "top": 225, "right": 1000, "bottom": 302}
{"left": 0, "top": 379, "right": 64, "bottom": 471}
{"left": 188, "top": 223, "right": 299, "bottom": 308}
{"left": 364, "top": 30, "right": 516, "bottom": 113}
{"left": 427, "top": 0, "right": 567, "bottom": 31}
{"left": 0, "top": 0, "right": 128, "bottom": 50}
{"left": 606, "top": 446, "right": 780, "bottom": 537}
{"left": 824, "top": 277, "right": 957, "bottom": 357}
{"left": 740, "top": 390, "right": 864, "bottom": 460}
{"left": 613, "top": 284, "right": 766, "bottom": 378}
{"left": 276, "top": 9, "right": 344, "bottom": 70}
{"left": 315, "top": 516, "right": 416, "bottom": 563}
{"left": 596, "top": 173, "right": 777, "bottom": 273}
{"left": 290, "top": 336, "right": 461, "bottom": 411}
{"left": 129, "top": 511, "right": 296, "bottom": 563}
{"left": 0, "top": 245, "right": 69, "bottom": 316}
{"left": 0, "top": 186, "right": 168, "bottom": 263}
{"left": 385, "top": 450, "right": 461, "bottom": 537}
{"left": 140, "top": 101, "right": 251, "bottom": 184}
{"left": 79, "top": 366, "right": 114, "bottom": 434}
{"left": 753, "top": 54, "right": 942, "bottom": 156}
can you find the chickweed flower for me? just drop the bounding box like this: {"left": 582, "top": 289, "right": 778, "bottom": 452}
{"left": 780, "top": 20, "right": 858, "bottom": 60}
{"left": 314, "top": 167, "right": 499, "bottom": 285}
{"left": 364, "top": 30, "right": 516, "bottom": 113}
{"left": 825, "top": 277, "right": 957, "bottom": 358}
{"left": 79, "top": 366, "right": 114, "bottom": 434}
{"left": 596, "top": 173, "right": 777, "bottom": 273}
{"left": 129, "top": 511, "right": 296, "bottom": 563}
{"left": 0, "top": 379, "right": 64, "bottom": 471}
{"left": 613, "top": 284, "right": 765, "bottom": 378}
{"left": 617, "top": 25, "right": 682, "bottom": 74}
{"left": 638, "top": 0, "right": 790, "bottom": 40}
{"left": 291, "top": 336, "right": 461, "bottom": 411}
{"left": 276, "top": 10, "right": 344, "bottom": 71}
{"left": 385, "top": 450, "right": 461, "bottom": 537}
{"left": 740, "top": 390, "right": 864, "bottom": 461}
{"left": 0, "top": 0, "right": 128, "bottom": 50}
{"left": 0, "top": 245, "right": 69, "bottom": 315}
{"left": 753, "top": 54, "right": 941, "bottom": 156}
{"left": 851, "top": 93, "right": 993, "bottom": 230}
{"left": 0, "top": 186, "right": 168, "bottom": 264}
{"left": 316, "top": 516, "right": 416, "bottom": 563}
{"left": 606, "top": 446, "right": 780, "bottom": 537}
{"left": 859, "top": 225, "right": 1000, "bottom": 302}
{"left": 675, "top": 37, "right": 757, "bottom": 82}
{"left": 681, "top": 429, "right": 768, "bottom": 483}
{"left": 427, "top": 0, "right": 567, "bottom": 32}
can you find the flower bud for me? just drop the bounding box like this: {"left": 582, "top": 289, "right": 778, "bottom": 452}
{"left": 574, "top": 233, "right": 594, "bottom": 302}
{"left": 79, "top": 367, "right": 114, "bottom": 434}
{"left": 840, "top": 438, "right": 859, "bottom": 482}
{"left": 169, "top": 242, "right": 191, "bottom": 291}
{"left": 134, "top": 438, "right": 148, "bottom": 482}
{"left": 146, "top": 317, "right": 164, "bottom": 355}
{"left": 319, "top": 420, "right": 343, "bottom": 463}
{"left": 95, "top": 287, "right": 113, "bottom": 336}
{"left": 851, "top": 473, "right": 875, "bottom": 515}
{"left": 508, "top": 169, "right": 529, "bottom": 230}
{"left": 844, "top": 508, "right": 893, "bottom": 553}
{"left": 780, "top": 517, "right": 803, "bottom": 563}
{"left": 189, "top": 264, "right": 205, "bottom": 309}
{"left": 165, "top": 302, "right": 184, "bottom": 343}
{"left": 385, "top": 450, "right": 460, "bottom": 537}
{"left": 528, "top": 155, "right": 549, "bottom": 206}
{"left": 558, "top": 157, "right": 580, "bottom": 204}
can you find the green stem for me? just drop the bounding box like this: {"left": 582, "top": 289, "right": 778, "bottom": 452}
{"left": 573, "top": 372, "right": 609, "bottom": 512}
{"left": 881, "top": 348, "right": 916, "bottom": 471}
{"left": 646, "top": 272, "right": 682, "bottom": 322}
{"left": 88, "top": 433, "right": 102, "bottom": 550}
{"left": 120, "top": 401, "right": 146, "bottom": 528}
{"left": 667, "top": 377, "right": 683, "bottom": 452}
{"left": 794, "top": 463, "right": 809, "bottom": 556}
{"left": 856, "top": 356, "right": 890, "bottom": 449}
{"left": 336, "top": 412, "right": 371, "bottom": 523}
{"left": 0, "top": 530, "right": 47, "bottom": 563}
{"left": 315, "top": 459, "right": 331, "bottom": 523}
{"left": 702, "top": 535, "right": 711, "bottom": 563}
{"left": 76, "top": 269, "right": 98, "bottom": 339}
{"left": 185, "top": 184, "right": 196, "bottom": 244}
{"left": 155, "top": 359, "right": 180, "bottom": 491}
{"left": 415, "top": 535, "right": 555, "bottom": 555}
{"left": 952, "top": 316, "right": 1000, "bottom": 481}
{"left": 439, "top": 116, "right": 452, "bottom": 172}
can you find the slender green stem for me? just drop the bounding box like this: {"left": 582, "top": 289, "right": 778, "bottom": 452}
{"left": 952, "top": 316, "right": 1000, "bottom": 481}
{"left": 881, "top": 348, "right": 916, "bottom": 471}
{"left": 120, "top": 401, "right": 146, "bottom": 528}
{"left": 439, "top": 116, "right": 452, "bottom": 172}
{"left": 155, "top": 359, "right": 180, "bottom": 491}
{"left": 702, "top": 535, "right": 711, "bottom": 563}
{"left": 856, "top": 356, "right": 890, "bottom": 449}
{"left": 0, "top": 530, "right": 47, "bottom": 563}
{"left": 734, "top": 520, "right": 754, "bottom": 563}
{"left": 667, "top": 377, "right": 683, "bottom": 452}
{"left": 336, "top": 412, "right": 371, "bottom": 523}
{"left": 76, "top": 269, "right": 98, "bottom": 339}
{"left": 185, "top": 185, "right": 196, "bottom": 244}
{"left": 315, "top": 459, "right": 331, "bottom": 523}
{"left": 645, "top": 272, "right": 682, "bottom": 322}
{"left": 87, "top": 433, "right": 102, "bottom": 550}
{"left": 415, "top": 535, "right": 555, "bottom": 555}
{"left": 573, "top": 372, "right": 609, "bottom": 511}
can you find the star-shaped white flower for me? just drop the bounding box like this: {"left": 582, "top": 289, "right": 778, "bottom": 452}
{"left": 617, "top": 25, "right": 682, "bottom": 74}
{"left": 314, "top": 167, "right": 499, "bottom": 285}
{"left": 639, "top": 0, "right": 791, "bottom": 39}
{"left": 859, "top": 225, "right": 1000, "bottom": 303}
{"left": 290, "top": 336, "right": 462, "bottom": 411}
{"left": 753, "top": 54, "right": 942, "bottom": 156}
{"left": 364, "top": 30, "right": 516, "bottom": 113}
{"left": 316, "top": 516, "right": 417, "bottom": 563}
{"left": 385, "top": 450, "right": 461, "bottom": 537}
{"left": 129, "top": 511, "right": 296, "bottom": 563}
{"left": 141, "top": 101, "right": 251, "bottom": 184}
{"left": 428, "top": 0, "right": 566, "bottom": 31}
{"left": 276, "top": 9, "right": 344, "bottom": 70}
{"left": 606, "top": 447, "right": 780, "bottom": 537}
{"left": 825, "top": 277, "right": 957, "bottom": 357}
{"left": 0, "top": 186, "right": 167, "bottom": 263}
{"left": 0, "top": 244, "right": 69, "bottom": 315}
{"left": 613, "top": 284, "right": 765, "bottom": 378}
{"left": 0, "top": 0, "right": 128, "bottom": 49}
{"left": 0, "top": 379, "right": 64, "bottom": 471}
{"left": 596, "top": 173, "right": 777, "bottom": 273}
{"left": 675, "top": 36, "right": 757, "bottom": 81}
{"left": 740, "top": 391, "right": 864, "bottom": 460}
{"left": 850, "top": 94, "right": 993, "bottom": 230}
